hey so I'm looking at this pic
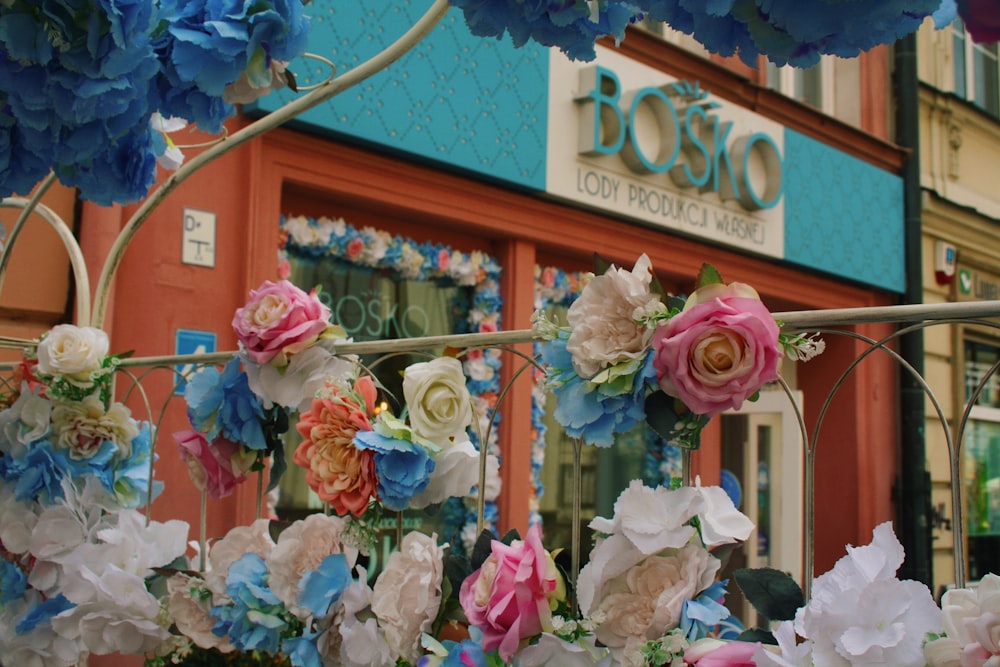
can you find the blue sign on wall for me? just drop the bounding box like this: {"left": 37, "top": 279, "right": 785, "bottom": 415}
{"left": 174, "top": 329, "right": 217, "bottom": 395}
{"left": 251, "top": 1, "right": 549, "bottom": 190}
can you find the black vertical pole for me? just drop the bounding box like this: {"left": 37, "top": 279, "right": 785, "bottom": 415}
{"left": 894, "top": 32, "right": 933, "bottom": 585}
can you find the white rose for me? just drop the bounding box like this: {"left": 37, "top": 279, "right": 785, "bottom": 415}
{"left": 565, "top": 254, "right": 661, "bottom": 379}
{"left": 36, "top": 325, "right": 109, "bottom": 385}
{"left": 370, "top": 531, "right": 446, "bottom": 663}
{"left": 267, "top": 513, "right": 358, "bottom": 621}
{"left": 403, "top": 357, "right": 473, "bottom": 443}
{"left": 409, "top": 439, "right": 480, "bottom": 509}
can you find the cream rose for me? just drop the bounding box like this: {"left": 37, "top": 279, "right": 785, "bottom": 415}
{"left": 36, "top": 324, "right": 109, "bottom": 385}
{"left": 50, "top": 395, "right": 139, "bottom": 459}
{"left": 592, "top": 544, "right": 720, "bottom": 649}
{"left": 371, "top": 531, "right": 446, "bottom": 663}
{"left": 403, "top": 357, "right": 473, "bottom": 443}
{"left": 268, "top": 513, "right": 359, "bottom": 620}
{"left": 166, "top": 573, "right": 235, "bottom": 653}
{"left": 565, "top": 254, "right": 661, "bottom": 380}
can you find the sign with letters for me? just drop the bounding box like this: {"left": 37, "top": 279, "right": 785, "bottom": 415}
{"left": 547, "top": 47, "right": 785, "bottom": 258}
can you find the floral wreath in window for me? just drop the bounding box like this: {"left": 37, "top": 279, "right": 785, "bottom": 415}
{"left": 278, "top": 214, "right": 504, "bottom": 550}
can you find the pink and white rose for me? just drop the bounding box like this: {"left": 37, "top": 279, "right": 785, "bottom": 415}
{"left": 565, "top": 254, "right": 662, "bottom": 380}
{"left": 459, "top": 523, "right": 565, "bottom": 662}
{"left": 36, "top": 325, "right": 109, "bottom": 385}
{"left": 166, "top": 573, "right": 235, "bottom": 653}
{"left": 371, "top": 531, "right": 446, "bottom": 662}
{"left": 232, "top": 280, "right": 332, "bottom": 366}
{"left": 652, "top": 282, "right": 781, "bottom": 417}
{"left": 173, "top": 430, "right": 256, "bottom": 500}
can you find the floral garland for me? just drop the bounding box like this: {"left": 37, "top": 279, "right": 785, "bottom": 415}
{"left": 533, "top": 255, "right": 825, "bottom": 452}
{"left": 0, "top": 326, "right": 185, "bottom": 666}
{"left": 279, "top": 214, "right": 504, "bottom": 551}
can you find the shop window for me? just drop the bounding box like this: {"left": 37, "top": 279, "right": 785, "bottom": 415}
{"left": 276, "top": 215, "right": 503, "bottom": 556}
{"left": 953, "top": 20, "right": 1000, "bottom": 118}
{"left": 963, "top": 340, "right": 1000, "bottom": 580}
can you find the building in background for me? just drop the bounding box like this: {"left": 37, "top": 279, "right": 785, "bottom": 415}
{"left": 917, "top": 19, "right": 1000, "bottom": 593}
{"left": 4, "top": 4, "right": 912, "bottom": 592}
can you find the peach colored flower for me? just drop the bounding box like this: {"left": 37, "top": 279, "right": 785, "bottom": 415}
{"left": 167, "top": 573, "right": 235, "bottom": 653}
{"left": 293, "top": 376, "right": 379, "bottom": 517}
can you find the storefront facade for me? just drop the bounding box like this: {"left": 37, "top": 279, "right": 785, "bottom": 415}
{"left": 80, "top": 5, "right": 908, "bottom": 583}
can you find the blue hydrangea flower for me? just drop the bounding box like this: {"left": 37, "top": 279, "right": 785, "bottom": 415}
{"left": 297, "top": 553, "right": 351, "bottom": 619}
{"left": 153, "top": 0, "right": 309, "bottom": 132}
{"left": 15, "top": 594, "right": 74, "bottom": 635}
{"left": 112, "top": 421, "right": 163, "bottom": 508}
{"left": 0, "top": 560, "right": 27, "bottom": 604}
{"left": 540, "top": 332, "right": 657, "bottom": 447}
{"left": 0, "top": 97, "right": 52, "bottom": 199}
{"left": 282, "top": 630, "right": 323, "bottom": 667}
{"left": 638, "top": 0, "right": 944, "bottom": 66}
{"left": 53, "top": 125, "right": 160, "bottom": 206}
{"left": 212, "top": 553, "right": 290, "bottom": 654}
{"left": 0, "top": 440, "right": 70, "bottom": 504}
{"left": 353, "top": 430, "right": 434, "bottom": 511}
{"left": 680, "top": 580, "right": 732, "bottom": 641}
{"left": 185, "top": 358, "right": 268, "bottom": 451}
{"left": 449, "top": 0, "right": 643, "bottom": 61}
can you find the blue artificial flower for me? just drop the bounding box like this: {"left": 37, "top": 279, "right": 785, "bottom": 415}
{"left": 354, "top": 430, "right": 434, "bottom": 511}
{"left": 16, "top": 594, "right": 74, "bottom": 635}
{"left": 153, "top": 0, "right": 308, "bottom": 131}
{"left": 297, "top": 553, "right": 351, "bottom": 619}
{"left": 540, "top": 332, "right": 658, "bottom": 447}
{"left": 0, "top": 97, "right": 52, "bottom": 199}
{"left": 212, "top": 553, "right": 290, "bottom": 654}
{"left": 680, "top": 580, "right": 732, "bottom": 641}
{"left": 186, "top": 358, "right": 268, "bottom": 450}
{"left": 283, "top": 630, "right": 323, "bottom": 667}
{"left": 449, "top": 0, "right": 643, "bottom": 61}
{"left": 0, "top": 440, "right": 70, "bottom": 504}
{"left": 638, "top": 0, "right": 944, "bottom": 67}
{"left": 417, "top": 626, "right": 490, "bottom": 667}
{"left": 111, "top": 421, "right": 163, "bottom": 508}
{"left": 53, "top": 125, "right": 159, "bottom": 206}
{"left": 0, "top": 560, "right": 27, "bottom": 604}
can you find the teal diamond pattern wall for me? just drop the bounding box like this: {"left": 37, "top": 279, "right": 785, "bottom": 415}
{"left": 783, "top": 130, "right": 906, "bottom": 293}
{"left": 253, "top": 1, "right": 548, "bottom": 189}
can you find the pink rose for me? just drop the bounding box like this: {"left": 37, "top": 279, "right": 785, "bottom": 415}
{"left": 346, "top": 237, "right": 365, "bottom": 259}
{"left": 232, "top": 280, "right": 332, "bottom": 366}
{"left": 459, "top": 524, "right": 565, "bottom": 662}
{"left": 174, "top": 430, "right": 255, "bottom": 499}
{"left": 652, "top": 282, "right": 781, "bottom": 417}
{"left": 685, "top": 639, "right": 759, "bottom": 666}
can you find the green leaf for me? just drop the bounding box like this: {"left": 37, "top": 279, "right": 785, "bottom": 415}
{"left": 733, "top": 567, "right": 805, "bottom": 622}
{"left": 645, "top": 391, "right": 680, "bottom": 441}
{"left": 736, "top": 628, "right": 778, "bottom": 645}
{"left": 696, "top": 262, "right": 725, "bottom": 289}
{"left": 470, "top": 529, "right": 499, "bottom": 569}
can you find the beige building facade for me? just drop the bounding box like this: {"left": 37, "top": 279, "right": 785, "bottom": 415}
{"left": 918, "top": 21, "right": 1000, "bottom": 591}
